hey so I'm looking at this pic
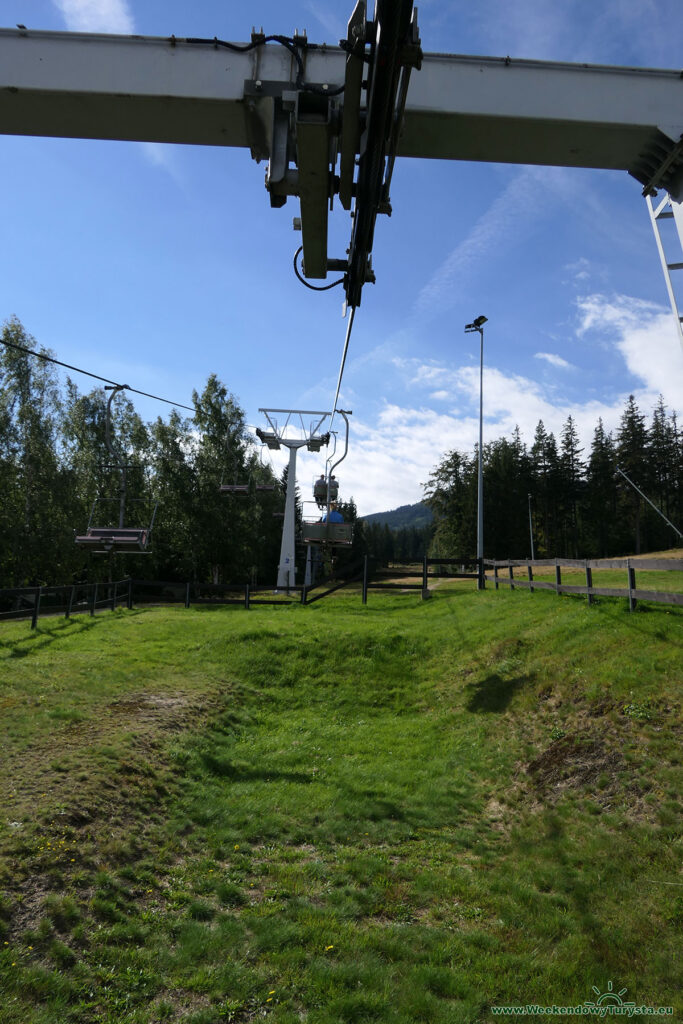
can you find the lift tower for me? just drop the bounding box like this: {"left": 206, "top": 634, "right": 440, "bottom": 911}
{"left": 256, "top": 409, "right": 331, "bottom": 590}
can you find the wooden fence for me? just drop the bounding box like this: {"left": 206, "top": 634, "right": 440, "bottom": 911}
{"left": 3, "top": 555, "right": 680, "bottom": 628}
{"left": 483, "top": 557, "right": 683, "bottom": 611}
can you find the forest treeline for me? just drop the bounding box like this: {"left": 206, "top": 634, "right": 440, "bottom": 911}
{"left": 0, "top": 319, "right": 294, "bottom": 587}
{"left": 1, "top": 318, "right": 681, "bottom": 587}
{"left": 424, "top": 396, "right": 682, "bottom": 560}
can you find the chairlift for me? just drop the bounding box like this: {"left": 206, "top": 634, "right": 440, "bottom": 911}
{"left": 76, "top": 499, "right": 158, "bottom": 553}
{"left": 219, "top": 439, "right": 249, "bottom": 495}
{"left": 313, "top": 473, "right": 339, "bottom": 508}
{"left": 254, "top": 445, "right": 277, "bottom": 491}
{"left": 302, "top": 520, "right": 353, "bottom": 547}
{"left": 75, "top": 385, "right": 157, "bottom": 553}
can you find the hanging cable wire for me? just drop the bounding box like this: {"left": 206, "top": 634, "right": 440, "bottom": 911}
{"left": 185, "top": 35, "right": 345, "bottom": 97}
{"left": 330, "top": 306, "right": 356, "bottom": 428}
{"left": 293, "top": 246, "right": 345, "bottom": 291}
{"left": 0, "top": 337, "right": 195, "bottom": 412}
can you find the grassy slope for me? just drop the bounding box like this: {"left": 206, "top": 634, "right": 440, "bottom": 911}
{"left": 0, "top": 588, "right": 681, "bottom": 1023}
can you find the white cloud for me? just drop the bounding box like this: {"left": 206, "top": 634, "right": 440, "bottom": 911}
{"left": 52, "top": 0, "right": 133, "bottom": 33}
{"left": 576, "top": 293, "right": 683, "bottom": 408}
{"left": 319, "top": 293, "right": 683, "bottom": 515}
{"left": 534, "top": 352, "right": 573, "bottom": 369}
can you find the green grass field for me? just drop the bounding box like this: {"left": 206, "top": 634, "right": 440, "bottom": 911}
{"left": 0, "top": 585, "right": 681, "bottom": 1023}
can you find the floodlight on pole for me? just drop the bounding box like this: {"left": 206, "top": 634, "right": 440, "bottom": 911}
{"left": 464, "top": 315, "right": 487, "bottom": 589}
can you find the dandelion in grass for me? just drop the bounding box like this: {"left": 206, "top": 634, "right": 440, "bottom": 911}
{"left": 325, "top": 945, "right": 334, "bottom": 951}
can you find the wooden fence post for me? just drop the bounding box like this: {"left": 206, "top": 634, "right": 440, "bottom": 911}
{"left": 31, "top": 586, "right": 41, "bottom": 630}
{"left": 245, "top": 583, "right": 250, "bottom": 610}
{"left": 90, "top": 582, "right": 97, "bottom": 617}
{"left": 508, "top": 563, "right": 515, "bottom": 591}
{"left": 493, "top": 564, "right": 499, "bottom": 590}
{"left": 66, "top": 585, "right": 75, "bottom": 618}
{"left": 555, "top": 562, "right": 561, "bottom": 595}
{"left": 111, "top": 581, "right": 116, "bottom": 612}
{"left": 627, "top": 560, "right": 637, "bottom": 612}
{"left": 585, "top": 563, "right": 593, "bottom": 606}
{"left": 362, "top": 555, "right": 368, "bottom": 605}
{"left": 185, "top": 582, "right": 191, "bottom": 609}
{"left": 527, "top": 563, "right": 534, "bottom": 594}
{"left": 421, "top": 555, "right": 430, "bottom": 600}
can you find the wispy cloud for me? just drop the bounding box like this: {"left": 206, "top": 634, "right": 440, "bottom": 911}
{"left": 138, "top": 143, "right": 185, "bottom": 186}
{"left": 412, "top": 166, "right": 588, "bottom": 321}
{"left": 321, "top": 293, "right": 683, "bottom": 514}
{"left": 534, "top": 352, "right": 573, "bottom": 369}
{"left": 304, "top": 2, "right": 346, "bottom": 43}
{"left": 53, "top": 0, "right": 133, "bottom": 33}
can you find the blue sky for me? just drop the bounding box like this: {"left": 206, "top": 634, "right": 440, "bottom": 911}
{"left": 1, "top": 0, "right": 682, "bottom": 515}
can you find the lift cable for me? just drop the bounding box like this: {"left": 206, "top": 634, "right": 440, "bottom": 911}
{"left": 0, "top": 337, "right": 195, "bottom": 412}
{"left": 185, "top": 35, "right": 345, "bottom": 97}
{"left": 330, "top": 305, "right": 356, "bottom": 428}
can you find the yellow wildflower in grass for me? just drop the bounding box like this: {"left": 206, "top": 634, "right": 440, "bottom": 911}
{"left": 325, "top": 945, "right": 334, "bottom": 951}
{"left": 266, "top": 998, "right": 273, "bottom": 1003}
{"left": 234, "top": 844, "right": 239, "bottom": 850}
{"left": 269, "top": 990, "right": 276, "bottom": 995}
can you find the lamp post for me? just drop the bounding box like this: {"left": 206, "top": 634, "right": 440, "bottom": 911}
{"left": 464, "top": 315, "right": 487, "bottom": 589}
{"left": 528, "top": 493, "right": 535, "bottom": 561}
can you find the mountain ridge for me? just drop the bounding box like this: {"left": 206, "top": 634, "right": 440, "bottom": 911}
{"left": 360, "top": 501, "right": 433, "bottom": 530}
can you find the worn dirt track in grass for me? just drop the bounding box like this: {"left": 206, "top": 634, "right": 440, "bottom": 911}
{"left": 1, "top": 595, "right": 681, "bottom": 1024}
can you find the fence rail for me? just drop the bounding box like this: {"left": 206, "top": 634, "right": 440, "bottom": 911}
{"left": 3, "top": 554, "right": 680, "bottom": 627}
{"left": 483, "top": 557, "right": 683, "bottom": 611}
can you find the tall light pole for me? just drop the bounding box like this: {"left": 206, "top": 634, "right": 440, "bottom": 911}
{"left": 465, "top": 315, "right": 487, "bottom": 589}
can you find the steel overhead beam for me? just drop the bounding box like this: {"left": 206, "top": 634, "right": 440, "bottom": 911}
{"left": 1, "top": 24, "right": 682, "bottom": 306}
{"left": 1, "top": 28, "right": 681, "bottom": 170}
{"left": 1, "top": 28, "right": 681, "bottom": 174}
{"left": 0, "top": 28, "right": 348, "bottom": 154}
{"left": 399, "top": 54, "right": 683, "bottom": 194}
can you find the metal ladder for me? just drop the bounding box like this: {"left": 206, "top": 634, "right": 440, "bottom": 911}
{"left": 646, "top": 192, "right": 683, "bottom": 353}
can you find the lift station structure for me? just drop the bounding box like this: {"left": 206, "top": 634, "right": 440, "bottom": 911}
{"left": 1, "top": 1, "right": 682, "bottom": 327}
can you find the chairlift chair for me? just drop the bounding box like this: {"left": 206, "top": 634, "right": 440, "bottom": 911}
{"left": 313, "top": 474, "right": 339, "bottom": 508}
{"left": 74, "top": 385, "right": 157, "bottom": 554}
{"left": 301, "top": 520, "right": 353, "bottom": 547}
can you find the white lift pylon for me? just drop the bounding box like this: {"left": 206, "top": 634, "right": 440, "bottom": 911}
{"left": 646, "top": 192, "right": 683, "bottom": 354}
{"left": 256, "top": 409, "right": 331, "bottom": 591}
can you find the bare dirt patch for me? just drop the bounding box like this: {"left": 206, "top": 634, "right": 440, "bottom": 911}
{"left": 526, "top": 736, "right": 622, "bottom": 796}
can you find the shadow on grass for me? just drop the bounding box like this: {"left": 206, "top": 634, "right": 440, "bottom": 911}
{"left": 0, "top": 608, "right": 144, "bottom": 659}
{"left": 465, "top": 673, "right": 530, "bottom": 713}
{"left": 538, "top": 811, "right": 615, "bottom": 976}
{"left": 199, "top": 751, "right": 314, "bottom": 785}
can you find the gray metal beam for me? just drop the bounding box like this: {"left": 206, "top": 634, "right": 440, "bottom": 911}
{"left": 1, "top": 27, "right": 681, "bottom": 178}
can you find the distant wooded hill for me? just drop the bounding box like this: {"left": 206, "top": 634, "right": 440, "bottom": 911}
{"left": 361, "top": 502, "right": 433, "bottom": 530}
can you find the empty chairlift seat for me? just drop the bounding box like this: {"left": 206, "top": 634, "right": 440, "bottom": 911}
{"left": 75, "top": 527, "right": 150, "bottom": 553}
{"left": 219, "top": 483, "right": 249, "bottom": 495}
